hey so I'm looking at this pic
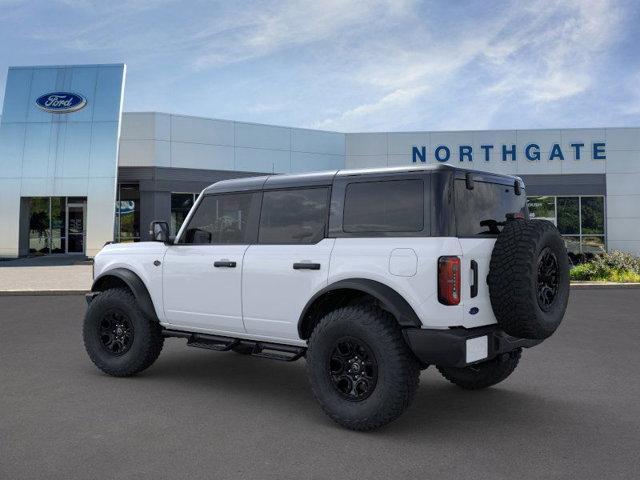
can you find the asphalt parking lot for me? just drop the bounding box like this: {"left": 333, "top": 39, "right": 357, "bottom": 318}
{"left": 1, "top": 289, "right": 639, "bottom": 480}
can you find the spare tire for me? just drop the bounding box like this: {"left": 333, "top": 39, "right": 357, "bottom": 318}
{"left": 488, "top": 219, "right": 569, "bottom": 340}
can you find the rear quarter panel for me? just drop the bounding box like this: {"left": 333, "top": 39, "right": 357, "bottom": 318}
{"left": 328, "top": 237, "right": 468, "bottom": 329}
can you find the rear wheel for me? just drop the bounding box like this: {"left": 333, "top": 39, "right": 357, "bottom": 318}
{"left": 437, "top": 349, "right": 521, "bottom": 390}
{"left": 306, "top": 305, "right": 420, "bottom": 431}
{"left": 83, "top": 288, "right": 164, "bottom": 376}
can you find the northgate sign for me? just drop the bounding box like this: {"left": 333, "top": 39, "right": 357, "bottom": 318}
{"left": 412, "top": 142, "right": 606, "bottom": 163}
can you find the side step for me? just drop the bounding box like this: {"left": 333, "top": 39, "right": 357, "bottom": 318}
{"left": 187, "top": 333, "right": 240, "bottom": 352}
{"left": 163, "top": 329, "right": 306, "bottom": 362}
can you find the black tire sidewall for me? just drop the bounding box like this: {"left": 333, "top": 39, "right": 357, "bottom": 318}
{"left": 437, "top": 349, "right": 521, "bottom": 390}
{"left": 83, "top": 289, "right": 157, "bottom": 374}
{"left": 309, "top": 318, "right": 384, "bottom": 419}
{"left": 306, "top": 306, "right": 419, "bottom": 429}
{"left": 489, "top": 220, "right": 570, "bottom": 340}
{"left": 527, "top": 226, "right": 570, "bottom": 337}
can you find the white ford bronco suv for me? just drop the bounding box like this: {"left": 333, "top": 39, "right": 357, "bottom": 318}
{"left": 84, "top": 165, "right": 569, "bottom": 430}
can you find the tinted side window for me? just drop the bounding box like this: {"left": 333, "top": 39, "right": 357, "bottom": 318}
{"left": 343, "top": 179, "right": 424, "bottom": 233}
{"left": 455, "top": 180, "right": 527, "bottom": 236}
{"left": 180, "top": 193, "right": 255, "bottom": 244}
{"left": 259, "top": 188, "right": 329, "bottom": 244}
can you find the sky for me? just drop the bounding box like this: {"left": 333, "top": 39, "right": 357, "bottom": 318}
{"left": 0, "top": 0, "right": 638, "bottom": 132}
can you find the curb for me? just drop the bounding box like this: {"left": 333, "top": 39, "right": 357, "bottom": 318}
{"left": 0, "top": 290, "right": 89, "bottom": 296}
{"left": 570, "top": 282, "right": 640, "bottom": 289}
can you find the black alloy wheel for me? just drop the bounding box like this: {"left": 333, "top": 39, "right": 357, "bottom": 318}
{"left": 537, "top": 247, "right": 559, "bottom": 311}
{"left": 84, "top": 288, "right": 164, "bottom": 377}
{"left": 98, "top": 310, "right": 134, "bottom": 356}
{"left": 329, "top": 337, "right": 378, "bottom": 401}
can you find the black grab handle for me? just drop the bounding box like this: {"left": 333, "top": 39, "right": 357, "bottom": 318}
{"left": 293, "top": 262, "right": 321, "bottom": 270}
{"left": 214, "top": 261, "right": 237, "bottom": 268}
{"left": 470, "top": 260, "right": 478, "bottom": 298}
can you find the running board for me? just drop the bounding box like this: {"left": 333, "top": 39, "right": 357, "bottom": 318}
{"left": 163, "top": 329, "right": 306, "bottom": 362}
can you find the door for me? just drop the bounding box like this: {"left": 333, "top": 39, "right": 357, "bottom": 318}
{"left": 242, "top": 187, "right": 333, "bottom": 342}
{"left": 162, "top": 192, "right": 260, "bottom": 334}
{"left": 66, "top": 202, "right": 86, "bottom": 254}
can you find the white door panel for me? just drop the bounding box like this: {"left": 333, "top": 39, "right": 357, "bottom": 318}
{"left": 242, "top": 239, "right": 335, "bottom": 340}
{"left": 162, "top": 245, "right": 248, "bottom": 333}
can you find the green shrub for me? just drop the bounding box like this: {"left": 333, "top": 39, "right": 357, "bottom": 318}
{"left": 570, "top": 250, "right": 640, "bottom": 282}
{"left": 569, "top": 263, "right": 596, "bottom": 281}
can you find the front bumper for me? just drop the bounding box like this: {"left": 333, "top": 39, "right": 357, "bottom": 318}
{"left": 403, "top": 325, "right": 542, "bottom": 368}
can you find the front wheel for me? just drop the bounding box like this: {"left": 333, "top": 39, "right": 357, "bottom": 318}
{"left": 437, "top": 349, "right": 521, "bottom": 390}
{"left": 83, "top": 288, "right": 164, "bottom": 377}
{"left": 306, "top": 305, "right": 420, "bottom": 431}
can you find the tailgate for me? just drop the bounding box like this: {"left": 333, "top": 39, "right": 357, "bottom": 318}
{"left": 458, "top": 238, "right": 499, "bottom": 328}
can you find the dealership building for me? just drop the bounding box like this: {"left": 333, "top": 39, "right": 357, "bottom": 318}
{"left": 1, "top": 63, "right": 639, "bottom": 258}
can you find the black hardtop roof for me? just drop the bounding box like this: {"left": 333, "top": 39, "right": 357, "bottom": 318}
{"left": 202, "top": 164, "right": 522, "bottom": 195}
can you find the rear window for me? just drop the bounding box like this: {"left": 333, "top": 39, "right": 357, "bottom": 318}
{"left": 343, "top": 179, "right": 424, "bottom": 233}
{"left": 258, "top": 188, "right": 329, "bottom": 244}
{"left": 455, "top": 180, "right": 527, "bottom": 236}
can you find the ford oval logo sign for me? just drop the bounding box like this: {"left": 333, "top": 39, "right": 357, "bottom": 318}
{"left": 35, "top": 92, "right": 87, "bottom": 114}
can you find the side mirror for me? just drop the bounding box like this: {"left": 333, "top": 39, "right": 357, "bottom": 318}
{"left": 149, "top": 221, "right": 170, "bottom": 243}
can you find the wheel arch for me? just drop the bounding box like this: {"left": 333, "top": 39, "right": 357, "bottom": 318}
{"left": 92, "top": 268, "right": 159, "bottom": 322}
{"left": 298, "top": 278, "right": 422, "bottom": 339}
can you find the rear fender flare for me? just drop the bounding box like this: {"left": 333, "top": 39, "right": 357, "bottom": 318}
{"left": 298, "top": 278, "right": 422, "bottom": 338}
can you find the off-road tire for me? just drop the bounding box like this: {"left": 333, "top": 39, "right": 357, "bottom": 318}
{"left": 83, "top": 288, "right": 164, "bottom": 376}
{"left": 437, "top": 348, "right": 521, "bottom": 390}
{"left": 306, "top": 305, "right": 420, "bottom": 431}
{"left": 488, "top": 219, "right": 569, "bottom": 340}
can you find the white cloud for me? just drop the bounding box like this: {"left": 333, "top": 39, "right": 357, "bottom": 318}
{"left": 482, "top": 0, "right": 621, "bottom": 103}
{"left": 191, "top": 0, "right": 414, "bottom": 69}
{"left": 313, "top": 85, "right": 428, "bottom": 130}
{"left": 1, "top": 0, "right": 630, "bottom": 130}
{"left": 315, "top": 0, "right": 625, "bottom": 130}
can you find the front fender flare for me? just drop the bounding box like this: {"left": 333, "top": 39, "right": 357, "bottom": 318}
{"left": 91, "top": 268, "right": 159, "bottom": 322}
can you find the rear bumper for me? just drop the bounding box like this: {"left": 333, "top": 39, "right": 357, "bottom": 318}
{"left": 403, "top": 325, "right": 542, "bottom": 368}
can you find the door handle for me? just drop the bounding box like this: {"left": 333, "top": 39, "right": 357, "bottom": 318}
{"left": 293, "top": 262, "right": 321, "bottom": 270}
{"left": 470, "top": 260, "right": 478, "bottom": 298}
{"left": 214, "top": 260, "right": 237, "bottom": 268}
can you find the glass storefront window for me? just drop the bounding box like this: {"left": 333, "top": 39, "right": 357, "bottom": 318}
{"left": 50, "top": 197, "right": 66, "bottom": 254}
{"left": 582, "top": 236, "right": 606, "bottom": 254}
{"left": 171, "top": 193, "right": 198, "bottom": 236}
{"left": 581, "top": 197, "right": 605, "bottom": 234}
{"left": 557, "top": 197, "right": 579, "bottom": 235}
{"left": 29, "top": 197, "right": 50, "bottom": 254}
{"left": 563, "top": 236, "right": 582, "bottom": 255}
{"left": 115, "top": 184, "right": 140, "bottom": 242}
{"left": 27, "top": 197, "right": 85, "bottom": 255}
{"left": 527, "top": 196, "right": 555, "bottom": 221}
{"left": 527, "top": 195, "right": 605, "bottom": 254}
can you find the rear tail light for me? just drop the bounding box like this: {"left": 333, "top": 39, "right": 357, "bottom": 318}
{"left": 438, "top": 256, "right": 461, "bottom": 305}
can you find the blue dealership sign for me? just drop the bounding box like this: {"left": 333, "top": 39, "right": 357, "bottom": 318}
{"left": 412, "top": 142, "right": 606, "bottom": 163}
{"left": 36, "top": 92, "right": 87, "bottom": 114}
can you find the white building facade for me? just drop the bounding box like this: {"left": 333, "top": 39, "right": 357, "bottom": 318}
{"left": 1, "top": 64, "right": 639, "bottom": 258}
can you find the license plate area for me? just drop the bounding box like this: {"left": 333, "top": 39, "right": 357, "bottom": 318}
{"left": 466, "top": 335, "right": 488, "bottom": 363}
